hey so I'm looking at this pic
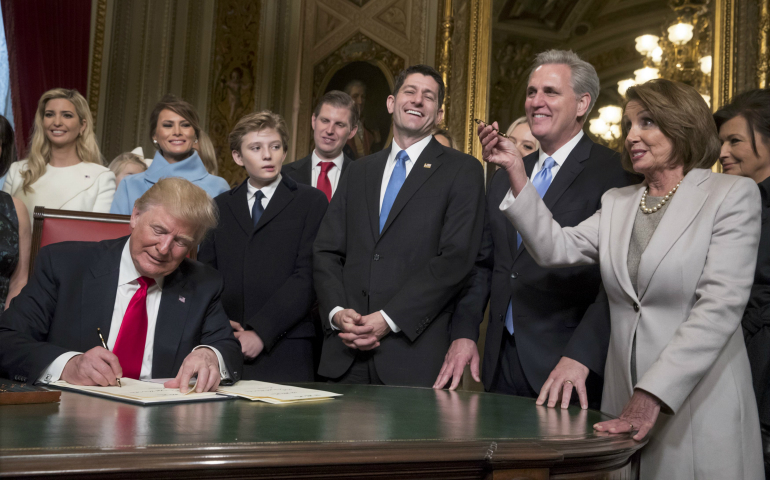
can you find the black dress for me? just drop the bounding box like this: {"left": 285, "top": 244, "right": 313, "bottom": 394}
{"left": 0, "top": 191, "right": 19, "bottom": 306}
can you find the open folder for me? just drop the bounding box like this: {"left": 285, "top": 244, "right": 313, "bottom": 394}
{"left": 50, "top": 379, "right": 341, "bottom": 405}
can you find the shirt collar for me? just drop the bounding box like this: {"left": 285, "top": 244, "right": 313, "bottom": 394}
{"left": 144, "top": 150, "right": 210, "bottom": 183}
{"left": 119, "top": 239, "right": 164, "bottom": 288}
{"left": 538, "top": 130, "right": 584, "bottom": 169}
{"left": 247, "top": 174, "right": 282, "bottom": 203}
{"left": 390, "top": 135, "right": 433, "bottom": 163}
{"left": 311, "top": 151, "right": 344, "bottom": 170}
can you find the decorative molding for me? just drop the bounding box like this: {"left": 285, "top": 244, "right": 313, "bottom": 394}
{"left": 436, "top": 0, "right": 454, "bottom": 128}
{"left": 464, "top": 0, "right": 491, "bottom": 161}
{"left": 759, "top": 0, "right": 770, "bottom": 88}
{"left": 345, "top": 0, "right": 375, "bottom": 7}
{"left": 207, "top": 0, "right": 261, "bottom": 186}
{"left": 88, "top": 0, "right": 108, "bottom": 126}
{"left": 315, "top": 3, "right": 348, "bottom": 47}
{"left": 375, "top": 0, "right": 411, "bottom": 38}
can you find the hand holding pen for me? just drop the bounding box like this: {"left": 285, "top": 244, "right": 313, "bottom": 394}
{"left": 97, "top": 328, "right": 121, "bottom": 387}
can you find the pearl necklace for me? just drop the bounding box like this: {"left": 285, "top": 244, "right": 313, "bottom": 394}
{"left": 640, "top": 179, "right": 682, "bottom": 214}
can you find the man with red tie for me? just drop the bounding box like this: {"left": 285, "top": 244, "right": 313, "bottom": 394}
{"left": 0, "top": 178, "right": 242, "bottom": 392}
{"left": 283, "top": 90, "right": 357, "bottom": 199}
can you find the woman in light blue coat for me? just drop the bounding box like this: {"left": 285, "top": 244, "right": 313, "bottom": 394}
{"left": 110, "top": 94, "right": 229, "bottom": 214}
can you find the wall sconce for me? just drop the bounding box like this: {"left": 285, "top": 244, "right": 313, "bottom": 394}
{"left": 617, "top": 78, "right": 636, "bottom": 96}
{"left": 667, "top": 22, "right": 695, "bottom": 45}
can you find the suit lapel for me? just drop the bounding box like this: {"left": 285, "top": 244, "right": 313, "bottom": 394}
{"left": 379, "top": 140, "right": 443, "bottom": 236}
{"left": 341, "top": 155, "right": 353, "bottom": 175}
{"left": 81, "top": 238, "right": 125, "bottom": 348}
{"left": 365, "top": 149, "right": 389, "bottom": 240}
{"left": 610, "top": 185, "right": 645, "bottom": 302}
{"left": 254, "top": 178, "right": 295, "bottom": 234}
{"left": 226, "top": 180, "right": 253, "bottom": 236}
{"left": 541, "top": 138, "right": 590, "bottom": 210}
{"left": 636, "top": 169, "right": 710, "bottom": 299}
{"left": 295, "top": 155, "right": 313, "bottom": 185}
{"left": 152, "top": 266, "right": 193, "bottom": 376}
{"left": 511, "top": 155, "right": 538, "bottom": 262}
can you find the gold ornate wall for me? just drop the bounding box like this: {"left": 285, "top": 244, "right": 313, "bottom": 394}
{"left": 207, "top": 1, "right": 261, "bottom": 186}
{"left": 294, "top": 0, "right": 437, "bottom": 160}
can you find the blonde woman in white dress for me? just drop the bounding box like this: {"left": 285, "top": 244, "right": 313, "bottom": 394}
{"left": 2, "top": 88, "right": 115, "bottom": 223}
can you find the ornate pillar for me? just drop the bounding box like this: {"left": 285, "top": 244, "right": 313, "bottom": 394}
{"left": 436, "top": 0, "right": 453, "bottom": 128}
{"left": 759, "top": 0, "right": 770, "bottom": 88}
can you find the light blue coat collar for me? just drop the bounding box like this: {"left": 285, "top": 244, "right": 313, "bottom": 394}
{"left": 144, "top": 150, "right": 209, "bottom": 184}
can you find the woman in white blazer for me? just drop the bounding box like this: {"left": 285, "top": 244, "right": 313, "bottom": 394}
{"left": 2, "top": 88, "right": 115, "bottom": 224}
{"left": 479, "top": 79, "right": 764, "bottom": 479}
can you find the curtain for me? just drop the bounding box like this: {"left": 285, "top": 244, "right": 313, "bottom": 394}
{"left": 1, "top": 0, "right": 92, "bottom": 158}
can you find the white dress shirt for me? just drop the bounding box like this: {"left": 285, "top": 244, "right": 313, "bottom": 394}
{"left": 38, "top": 241, "right": 228, "bottom": 383}
{"left": 247, "top": 174, "right": 282, "bottom": 215}
{"left": 499, "top": 130, "right": 584, "bottom": 211}
{"left": 330, "top": 135, "right": 434, "bottom": 334}
{"left": 311, "top": 152, "right": 345, "bottom": 196}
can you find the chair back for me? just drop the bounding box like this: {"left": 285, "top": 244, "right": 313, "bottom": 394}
{"left": 30, "top": 207, "right": 196, "bottom": 275}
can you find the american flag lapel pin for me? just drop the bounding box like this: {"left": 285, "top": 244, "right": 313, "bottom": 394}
{"left": 424, "top": 163, "right": 432, "bottom": 168}
{"left": 179, "top": 295, "right": 186, "bottom": 303}
{"left": 85, "top": 175, "right": 91, "bottom": 179}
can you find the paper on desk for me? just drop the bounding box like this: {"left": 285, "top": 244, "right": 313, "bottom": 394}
{"left": 51, "top": 378, "right": 218, "bottom": 404}
{"left": 218, "top": 381, "right": 341, "bottom": 404}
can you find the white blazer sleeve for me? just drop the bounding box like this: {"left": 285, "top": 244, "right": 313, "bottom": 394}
{"left": 91, "top": 171, "right": 116, "bottom": 213}
{"left": 635, "top": 178, "right": 761, "bottom": 413}
{"left": 2, "top": 162, "right": 19, "bottom": 195}
{"left": 499, "top": 180, "right": 602, "bottom": 268}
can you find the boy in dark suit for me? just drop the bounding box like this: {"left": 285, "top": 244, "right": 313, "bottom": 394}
{"left": 199, "top": 111, "right": 328, "bottom": 382}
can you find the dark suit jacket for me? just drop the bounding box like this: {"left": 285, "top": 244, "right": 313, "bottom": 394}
{"left": 743, "top": 175, "right": 770, "bottom": 426}
{"left": 198, "top": 175, "right": 328, "bottom": 382}
{"left": 283, "top": 152, "right": 353, "bottom": 188}
{"left": 453, "top": 134, "right": 638, "bottom": 402}
{"left": 0, "top": 237, "right": 242, "bottom": 384}
{"left": 313, "top": 137, "right": 486, "bottom": 387}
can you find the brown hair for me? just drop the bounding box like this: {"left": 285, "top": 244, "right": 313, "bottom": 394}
{"left": 134, "top": 177, "right": 218, "bottom": 244}
{"left": 714, "top": 89, "right": 770, "bottom": 156}
{"left": 313, "top": 90, "right": 359, "bottom": 128}
{"left": 149, "top": 94, "right": 202, "bottom": 146}
{"left": 432, "top": 128, "right": 454, "bottom": 149}
{"left": 195, "top": 130, "right": 218, "bottom": 175}
{"left": 621, "top": 79, "right": 719, "bottom": 173}
{"left": 228, "top": 110, "right": 289, "bottom": 153}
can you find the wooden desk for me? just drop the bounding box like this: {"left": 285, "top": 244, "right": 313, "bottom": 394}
{"left": 0, "top": 383, "right": 644, "bottom": 479}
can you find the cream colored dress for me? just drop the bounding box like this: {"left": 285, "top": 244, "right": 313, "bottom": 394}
{"left": 2, "top": 160, "right": 116, "bottom": 224}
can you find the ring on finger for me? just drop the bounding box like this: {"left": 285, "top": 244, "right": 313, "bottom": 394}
{"left": 564, "top": 380, "right": 573, "bottom": 385}
{"left": 628, "top": 422, "right": 634, "bottom": 431}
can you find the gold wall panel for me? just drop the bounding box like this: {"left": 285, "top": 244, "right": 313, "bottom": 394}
{"left": 207, "top": 0, "right": 261, "bottom": 186}
{"left": 295, "top": 0, "right": 431, "bottom": 160}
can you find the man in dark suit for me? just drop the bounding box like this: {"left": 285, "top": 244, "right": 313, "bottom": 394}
{"left": 283, "top": 90, "right": 357, "bottom": 200}
{"left": 434, "top": 50, "right": 637, "bottom": 409}
{"left": 199, "top": 111, "right": 327, "bottom": 382}
{"left": 0, "top": 178, "right": 242, "bottom": 392}
{"left": 313, "top": 65, "right": 485, "bottom": 387}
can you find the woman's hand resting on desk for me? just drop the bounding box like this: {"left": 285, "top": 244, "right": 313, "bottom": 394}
{"left": 477, "top": 121, "right": 528, "bottom": 196}
{"left": 594, "top": 389, "right": 661, "bottom": 441}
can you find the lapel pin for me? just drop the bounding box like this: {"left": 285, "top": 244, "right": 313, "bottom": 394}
{"left": 179, "top": 296, "right": 186, "bottom": 303}
{"left": 424, "top": 163, "right": 432, "bottom": 168}
{"left": 85, "top": 175, "right": 90, "bottom": 179}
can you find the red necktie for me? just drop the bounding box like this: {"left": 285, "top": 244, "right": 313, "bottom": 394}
{"left": 113, "top": 276, "right": 155, "bottom": 379}
{"left": 317, "top": 162, "right": 335, "bottom": 202}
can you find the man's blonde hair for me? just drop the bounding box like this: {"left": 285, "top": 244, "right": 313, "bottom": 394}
{"left": 134, "top": 177, "right": 218, "bottom": 243}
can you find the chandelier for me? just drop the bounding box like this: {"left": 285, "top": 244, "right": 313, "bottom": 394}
{"left": 618, "top": 0, "right": 713, "bottom": 105}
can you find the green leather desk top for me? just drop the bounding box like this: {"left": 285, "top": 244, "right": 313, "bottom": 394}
{"left": 0, "top": 384, "right": 644, "bottom": 478}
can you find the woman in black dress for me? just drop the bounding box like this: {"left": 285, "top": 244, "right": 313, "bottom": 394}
{"left": 0, "top": 115, "right": 30, "bottom": 308}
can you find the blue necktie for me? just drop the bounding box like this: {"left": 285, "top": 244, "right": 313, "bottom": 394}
{"left": 379, "top": 150, "right": 408, "bottom": 233}
{"left": 252, "top": 190, "right": 265, "bottom": 228}
{"left": 507, "top": 156, "right": 556, "bottom": 335}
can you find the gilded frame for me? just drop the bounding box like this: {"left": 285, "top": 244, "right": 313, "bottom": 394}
{"left": 463, "top": 0, "right": 492, "bottom": 160}
{"left": 711, "top": 0, "right": 737, "bottom": 173}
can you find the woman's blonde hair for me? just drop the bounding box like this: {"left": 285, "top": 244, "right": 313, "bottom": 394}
{"left": 22, "top": 88, "right": 102, "bottom": 193}
{"left": 134, "top": 177, "right": 218, "bottom": 244}
{"left": 196, "top": 130, "right": 218, "bottom": 175}
{"left": 506, "top": 116, "right": 540, "bottom": 152}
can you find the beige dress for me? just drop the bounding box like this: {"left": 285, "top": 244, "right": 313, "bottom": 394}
{"left": 2, "top": 160, "right": 116, "bottom": 224}
{"left": 502, "top": 168, "right": 764, "bottom": 479}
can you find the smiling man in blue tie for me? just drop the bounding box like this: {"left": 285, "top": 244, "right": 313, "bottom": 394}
{"left": 313, "top": 65, "right": 486, "bottom": 387}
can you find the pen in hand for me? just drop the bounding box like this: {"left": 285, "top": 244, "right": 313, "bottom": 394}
{"left": 96, "top": 328, "right": 121, "bottom": 387}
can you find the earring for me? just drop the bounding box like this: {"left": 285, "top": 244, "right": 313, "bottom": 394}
{"left": 153, "top": 139, "right": 159, "bottom": 146}
{"left": 194, "top": 138, "right": 198, "bottom": 143}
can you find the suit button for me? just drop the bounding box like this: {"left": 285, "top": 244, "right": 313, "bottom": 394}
{"left": 633, "top": 303, "right": 640, "bottom": 312}
{"left": 510, "top": 272, "right": 518, "bottom": 279}
{"left": 373, "top": 254, "right": 380, "bottom": 261}
{"left": 362, "top": 290, "right": 367, "bottom": 297}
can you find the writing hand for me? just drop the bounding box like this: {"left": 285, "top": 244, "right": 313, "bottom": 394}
{"left": 61, "top": 347, "right": 122, "bottom": 386}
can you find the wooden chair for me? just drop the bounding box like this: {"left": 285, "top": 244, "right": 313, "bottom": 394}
{"left": 30, "top": 207, "right": 196, "bottom": 276}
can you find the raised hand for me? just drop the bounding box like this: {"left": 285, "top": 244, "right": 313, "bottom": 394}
{"left": 477, "top": 121, "right": 529, "bottom": 196}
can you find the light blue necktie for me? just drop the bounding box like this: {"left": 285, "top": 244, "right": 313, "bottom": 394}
{"left": 379, "top": 150, "right": 408, "bottom": 233}
{"left": 506, "top": 156, "right": 556, "bottom": 335}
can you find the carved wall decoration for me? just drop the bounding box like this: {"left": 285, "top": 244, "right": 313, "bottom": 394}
{"left": 447, "top": 0, "right": 471, "bottom": 151}
{"left": 208, "top": 0, "right": 261, "bottom": 186}
{"left": 436, "top": 0, "right": 454, "bottom": 129}
{"left": 315, "top": 4, "right": 348, "bottom": 46}
{"left": 759, "top": 0, "right": 770, "bottom": 88}
{"left": 88, "top": 0, "right": 108, "bottom": 126}
{"left": 295, "top": 0, "right": 430, "bottom": 159}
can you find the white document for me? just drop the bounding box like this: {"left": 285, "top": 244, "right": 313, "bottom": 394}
{"left": 218, "top": 381, "right": 341, "bottom": 404}
{"left": 50, "top": 378, "right": 222, "bottom": 405}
